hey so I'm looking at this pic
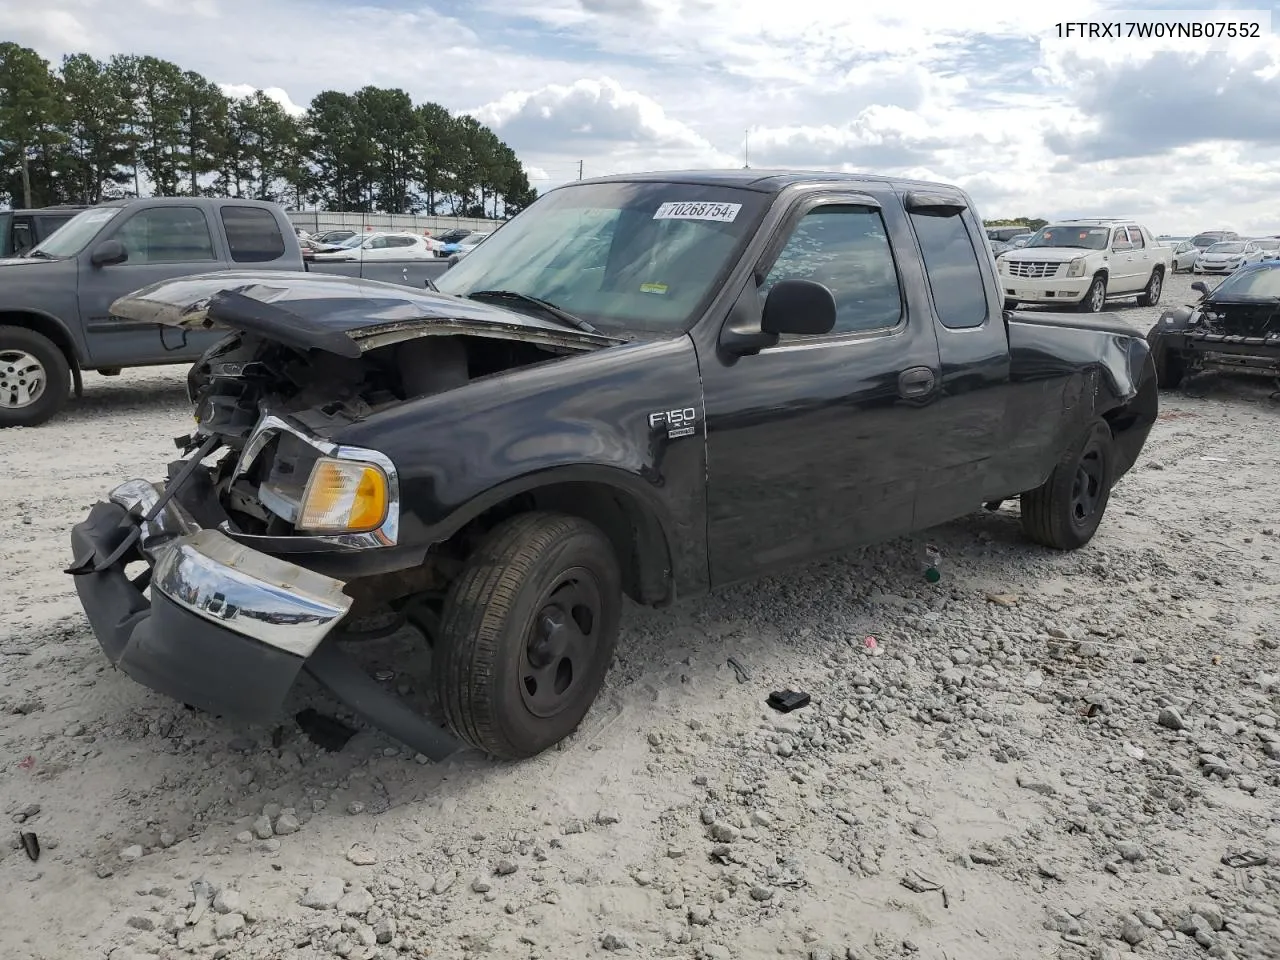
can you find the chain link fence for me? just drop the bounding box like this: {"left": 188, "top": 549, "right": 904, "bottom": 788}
{"left": 287, "top": 210, "right": 504, "bottom": 236}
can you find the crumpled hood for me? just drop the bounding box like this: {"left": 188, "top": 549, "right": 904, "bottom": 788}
{"left": 110, "top": 270, "right": 625, "bottom": 359}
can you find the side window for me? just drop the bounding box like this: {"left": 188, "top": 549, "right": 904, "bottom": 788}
{"left": 1111, "top": 229, "right": 1130, "bottom": 249}
{"left": 219, "top": 206, "right": 286, "bottom": 263}
{"left": 759, "top": 205, "right": 902, "bottom": 336}
{"left": 909, "top": 210, "right": 989, "bottom": 329}
{"left": 115, "top": 207, "right": 216, "bottom": 264}
{"left": 12, "top": 220, "right": 34, "bottom": 256}
{"left": 1127, "top": 226, "right": 1145, "bottom": 248}
{"left": 368, "top": 236, "right": 388, "bottom": 249}
{"left": 389, "top": 236, "right": 415, "bottom": 248}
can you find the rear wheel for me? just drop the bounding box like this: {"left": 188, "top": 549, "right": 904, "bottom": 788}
{"left": 0, "top": 326, "right": 71, "bottom": 428}
{"left": 435, "top": 512, "right": 622, "bottom": 760}
{"left": 1078, "top": 276, "right": 1107, "bottom": 313}
{"left": 1020, "top": 418, "right": 1114, "bottom": 550}
{"left": 1136, "top": 269, "right": 1163, "bottom": 307}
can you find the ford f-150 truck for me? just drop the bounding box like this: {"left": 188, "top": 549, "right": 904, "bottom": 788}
{"left": 66, "top": 170, "right": 1159, "bottom": 763}
{"left": 0, "top": 197, "right": 449, "bottom": 427}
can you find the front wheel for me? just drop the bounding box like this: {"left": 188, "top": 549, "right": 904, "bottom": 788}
{"left": 0, "top": 326, "right": 71, "bottom": 428}
{"left": 1020, "top": 419, "right": 1114, "bottom": 550}
{"left": 435, "top": 512, "right": 622, "bottom": 760}
{"left": 1078, "top": 276, "right": 1107, "bottom": 313}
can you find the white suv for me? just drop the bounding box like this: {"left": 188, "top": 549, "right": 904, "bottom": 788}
{"left": 997, "top": 219, "right": 1173, "bottom": 313}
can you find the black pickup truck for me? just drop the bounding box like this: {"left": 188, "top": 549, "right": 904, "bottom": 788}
{"left": 0, "top": 197, "right": 448, "bottom": 427}
{"left": 66, "top": 170, "right": 1158, "bottom": 762}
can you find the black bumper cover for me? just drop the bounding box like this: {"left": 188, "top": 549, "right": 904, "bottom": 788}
{"left": 69, "top": 500, "right": 305, "bottom": 723}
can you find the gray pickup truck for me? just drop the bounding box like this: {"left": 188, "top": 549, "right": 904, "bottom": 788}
{"left": 0, "top": 197, "right": 450, "bottom": 427}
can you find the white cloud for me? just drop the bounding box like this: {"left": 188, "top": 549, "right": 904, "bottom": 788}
{"left": 218, "top": 83, "right": 306, "bottom": 117}
{"left": 6, "top": 0, "right": 1280, "bottom": 232}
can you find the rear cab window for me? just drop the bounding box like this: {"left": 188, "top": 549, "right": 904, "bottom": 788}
{"left": 908, "top": 206, "right": 989, "bottom": 329}
{"left": 220, "top": 206, "right": 287, "bottom": 263}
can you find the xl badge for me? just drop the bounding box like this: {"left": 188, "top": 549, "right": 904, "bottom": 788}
{"left": 649, "top": 407, "right": 698, "bottom": 439}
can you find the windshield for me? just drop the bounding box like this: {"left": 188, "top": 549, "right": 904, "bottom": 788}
{"left": 28, "top": 206, "right": 120, "bottom": 258}
{"left": 1024, "top": 225, "right": 1111, "bottom": 250}
{"left": 1255, "top": 239, "right": 1280, "bottom": 250}
{"left": 434, "top": 182, "right": 770, "bottom": 334}
{"left": 1192, "top": 234, "right": 1226, "bottom": 249}
{"left": 1210, "top": 265, "right": 1280, "bottom": 299}
{"left": 1207, "top": 242, "right": 1244, "bottom": 254}
{"left": 336, "top": 235, "right": 367, "bottom": 248}
{"left": 464, "top": 233, "right": 490, "bottom": 244}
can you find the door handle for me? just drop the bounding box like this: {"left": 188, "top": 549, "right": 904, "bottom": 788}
{"left": 898, "top": 366, "right": 936, "bottom": 398}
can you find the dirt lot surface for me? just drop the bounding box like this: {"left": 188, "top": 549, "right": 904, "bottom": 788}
{"left": 2, "top": 274, "right": 1278, "bottom": 960}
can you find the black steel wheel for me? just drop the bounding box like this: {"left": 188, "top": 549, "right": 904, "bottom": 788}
{"left": 1020, "top": 418, "right": 1114, "bottom": 550}
{"left": 435, "top": 512, "right": 621, "bottom": 760}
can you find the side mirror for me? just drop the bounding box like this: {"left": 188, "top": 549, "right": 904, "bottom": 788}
{"left": 761, "top": 279, "right": 837, "bottom": 336}
{"left": 90, "top": 239, "right": 127, "bottom": 267}
{"left": 1191, "top": 281, "right": 1208, "bottom": 297}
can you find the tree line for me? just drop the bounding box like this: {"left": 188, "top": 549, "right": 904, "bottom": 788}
{"left": 0, "top": 42, "right": 538, "bottom": 218}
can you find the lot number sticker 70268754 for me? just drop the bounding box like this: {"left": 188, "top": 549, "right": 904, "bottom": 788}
{"left": 653, "top": 201, "right": 742, "bottom": 223}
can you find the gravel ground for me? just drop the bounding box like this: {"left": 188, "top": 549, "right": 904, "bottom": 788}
{"left": 1, "top": 274, "right": 1278, "bottom": 960}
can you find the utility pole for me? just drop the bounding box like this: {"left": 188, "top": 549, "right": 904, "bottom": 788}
{"left": 578, "top": 160, "right": 583, "bottom": 180}
{"left": 20, "top": 146, "right": 33, "bottom": 207}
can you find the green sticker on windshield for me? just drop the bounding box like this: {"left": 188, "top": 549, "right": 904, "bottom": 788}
{"left": 640, "top": 282, "right": 668, "bottom": 295}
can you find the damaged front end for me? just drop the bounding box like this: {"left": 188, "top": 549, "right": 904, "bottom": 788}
{"left": 66, "top": 272, "right": 620, "bottom": 758}
{"left": 1152, "top": 270, "right": 1280, "bottom": 385}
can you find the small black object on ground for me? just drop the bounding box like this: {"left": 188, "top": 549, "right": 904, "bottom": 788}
{"left": 20, "top": 831, "right": 39, "bottom": 862}
{"left": 295, "top": 708, "right": 358, "bottom": 752}
{"left": 767, "top": 690, "right": 810, "bottom": 713}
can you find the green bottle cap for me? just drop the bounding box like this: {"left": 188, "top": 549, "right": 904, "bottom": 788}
{"left": 924, "top": 567, "right": 941, "bottom": 583}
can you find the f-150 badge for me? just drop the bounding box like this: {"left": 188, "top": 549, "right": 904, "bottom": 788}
{"left": 649, "top": 407, "right": 698, "bottom": 439}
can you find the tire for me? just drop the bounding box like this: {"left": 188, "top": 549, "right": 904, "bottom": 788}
{"left": 1020, "top": 418, "right": 1114, "bottom": 551}
{"left": 1136, "top": 269, "right": 1163, "bottom": 307}
{"left": 0, "top": 326, "right": 71, "bottom": 428}
{"left": 1077, "top": 276, "right": 1107, "bottom": 313}
{"left": 435, "top": 511, "right": 622, "bottom": 760}
{"left": 1154, "top": 347, "right": 1185, "bottom": 389}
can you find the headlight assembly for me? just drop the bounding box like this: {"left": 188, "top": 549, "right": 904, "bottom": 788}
{"left": 297, "top": 457, "right": 390, "bottom": 533}
{"left": 1065, "top": 258, "right": 1086, "bottom": 278}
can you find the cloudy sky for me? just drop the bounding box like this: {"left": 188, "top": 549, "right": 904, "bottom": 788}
{"left": 5, "top": 0, "right": 1280, "bottom": 234}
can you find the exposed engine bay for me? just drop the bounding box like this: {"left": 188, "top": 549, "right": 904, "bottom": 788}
{"left": 180, "top": 330, "right": 575, "bottom": 537}
{"left": 1197, "top": 300, "right": 1280, "bottom": 339}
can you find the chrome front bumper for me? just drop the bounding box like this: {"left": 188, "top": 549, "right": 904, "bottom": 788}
{"left": 108, "top": 479, "right": 353, "bottom": 658}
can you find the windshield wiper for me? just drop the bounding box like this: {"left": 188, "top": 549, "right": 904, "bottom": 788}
{"left": 465, "top": 289, "right": 601, "bottom": 335}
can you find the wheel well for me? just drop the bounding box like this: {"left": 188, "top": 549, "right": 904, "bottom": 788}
{"left": 0, "top": 311, "right": 79, "bottom": 370}
{"left": 448, "top": 482, "right": 674, "bottom": 606}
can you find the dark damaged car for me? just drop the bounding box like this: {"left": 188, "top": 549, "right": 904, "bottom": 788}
{"left": 67, "top": 170, "right": 1159, "bottom": 762}
{"left": 1147, "top": 261, "right": 1280, "bottom": 388}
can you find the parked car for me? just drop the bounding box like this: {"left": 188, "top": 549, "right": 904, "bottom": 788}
{"left": 1189, "top": 230, "right": 1239, "bottom": 251}
{"left": 311, "top": 232, "right": 438, "bottom": 261}
{"left": 0, "top": 199, "right": 448, "bottom": 426}
{"left": 433, "top": 228, "right": 472, "bottom": 245}
{"left": 1170, "top": 239, "right": 1201, "bottom": 273}
{"left": 442, "top": 231, "right": 491, "bottom": 256}
{"left": 998, "top": 219, "right": 1172, "bottom": 313}
{"left": 0, "top": 204, "right": 89, "bottom": 257}
{"left": 1148, "top": 259, "right": 1280, "bottom": 387}
{"left": 985, "top": 225, "right": 1030, "bottom": 243}
{"left": 1252, "top": 238, "right": 1280, "bottom": 261}
{"left": 313, "top": 229, "right": 357, "bottom": 245}
{"left": 66, "top": 169, "right": 1159, "bottom": 763}
{"left": 1193, "top": 240, "right": 1264, "bottom": 274}
{"left": 989, "top": 239, "right": 1011, "bottom": 257}
{"left": 1007, "top": 233, "right": 1033, "bottom": 248}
